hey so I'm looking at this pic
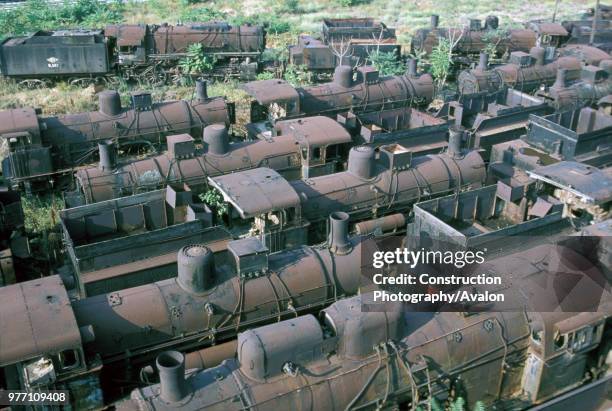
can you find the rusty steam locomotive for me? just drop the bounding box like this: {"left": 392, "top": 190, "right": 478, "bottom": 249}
{"left": 119, "top": 276, "right": 611, "bottom": 411}
{"left": 0, "top": 22, "right": 266, "bottom": 86}
{"left": 0, "top": 81, "right": 232, "bottom": 192}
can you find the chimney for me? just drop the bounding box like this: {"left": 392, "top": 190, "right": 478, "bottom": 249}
{"left": 156, "top": 351, "right": 189, "bottom": 403}
{"left": 328, "top": 212, "right": 351, "bottom": 255}
{"left": 530, "top": 47, "right": 545, "bottom": 66}
{"left": 477, "top": 52, "right": 489, "bottom": 71}
{"left": 430, "top": 15, "right": 440, "bottom": 29}
{"left": 406, "top": 59, "right": 418, "bottom": 77}
{"left": 98, "top": 140, "right": 116, "bottom": 171}
{"left": 448, "top": 125, "right": 465, "bottom": 158}
{"left": 334, "top": 65, "right": 353, "bottom": 88}
{"left": 196, "top": 79, "right": 208, "bottom": 101}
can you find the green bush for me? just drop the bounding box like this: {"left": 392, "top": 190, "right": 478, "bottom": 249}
{"left": 283, "top": 64, "right": 311, "bottom": 86}
{"left": 429, "top": 36, "right": 453, "bottom": 88}
{"left": 0, "top": 0, "right": 124, "bottom": 38}
{"left": 179, "top": 6, "right": 227, "bottom": 22}
{"left": 179, "top": 43, "right": 217, "bottom": 74}
{"left": 368, "top": 50, "right": 405, "bottom": 76}
{"left": 231, "top": 14, "right": 291, "bottom": 34}
{"left": 256, "top": 71, "right": 276, "bottom": 80}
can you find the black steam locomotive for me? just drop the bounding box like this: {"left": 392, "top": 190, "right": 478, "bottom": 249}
{"left": 0, "top": 22, "right": 266, "bottom": 87}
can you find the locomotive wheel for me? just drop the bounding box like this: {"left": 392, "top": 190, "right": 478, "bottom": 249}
{"left": 142, "top": 66, "right": 168, "bottom": 87}
{"left": 69, "top": 78, "right": 95, "bottom": 87}
{"left": 18, "top": 79, "right": 48, "bottom": 89}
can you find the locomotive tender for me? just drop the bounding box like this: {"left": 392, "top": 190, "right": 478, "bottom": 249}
{"left": 289, "top": 18, "right": 401, "bottom": 77}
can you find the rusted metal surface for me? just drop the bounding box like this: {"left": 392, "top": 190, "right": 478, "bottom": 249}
{"left": 74, "top": 108, "right": 449, "bottom": 204}
{"left": 243, "top": 65, "right": 434, "bottom": 122}
{"left": 0, "top": 275, "right": 81, "bottom": 366}
{"left": 412, "top": 16, "right": 538, "bottom": 59}
{"left": 457, "top": 52, "right": 582, "bottom": 95}
{"left": 495, "top": 107, "right": 612, "bottom": 169}
{"left": 71, "top": 232, "right": 370, "bottom": 362}
{"left": 558, "top": 44, "right": 611, "bottom": 65}
{"left": 528, "top": 162, "right": 612, "bottom": 205}
{"left": 438, "top": 88, "right": 551, "bottom": 159}
{"left": 74, "top": 116, "right": 350, "bottom": 203}
{"left": 0, "top": 30, "right": 111, "bottom": 78}
{"left": 289, "top": 19, "right": 401, "bottom": 74}
{"left": 0, "top": 87, "right": 232, "bottom": 190}
{"left": 541, "top": 64, "right": 612, "bottom": 112}
{"left": 208, "top": 168, "right": 301, "bottom": 219}
{"left": 60, "top": 188, "right": 232, "bottom": 296}
{"left": 119, "top": 248, "right": 612, "bottom": 410}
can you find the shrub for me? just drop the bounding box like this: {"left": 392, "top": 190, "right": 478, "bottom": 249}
{"left": 179, "top": 43, "right": 217, "bottom": 74}
{"left": 0, "top": 0, "right": 124, "bottom": 38}
{"left": 429, "top": 36, "right": 453, "bottom": 89}
{"left": 179, "top": 6, "right": 227, "bottom": 22}
{"left": 283, "top": 64, "right": 311, "bottom": 86}
{"left": 231, "top": 14, "right": 291, "bottom": 34}
{"left": 368, "top": 50, "right": 405, "bottom": 76}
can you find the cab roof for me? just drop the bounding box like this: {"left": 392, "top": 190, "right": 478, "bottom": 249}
{"left": 208, "top": 168, "right": 300, "bottom": 219}
{"left": 0, "top": 276, "right": 81, "bottom": 366}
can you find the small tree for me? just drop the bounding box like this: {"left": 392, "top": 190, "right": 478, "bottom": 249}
{"left": 179, "top": 44, "right": 216, "bottom": 75}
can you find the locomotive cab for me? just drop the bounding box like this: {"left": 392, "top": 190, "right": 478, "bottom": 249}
{"left": 207, "top": 168, "right": 308, "bottom": 252}
{"left": 243, "top": 79, "right": 301, "bottom": 122}
{"left": 0, "top": 276, "right": 103, "bottom": 408}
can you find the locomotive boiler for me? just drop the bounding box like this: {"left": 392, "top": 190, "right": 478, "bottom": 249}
{"left": 457, "top": 49, "right": 582, "bottom": 95}
{"left": 0, "top": 82, "right": 232, "bottom": 192}
{"left": 73, "top": 106, "right": 451, "bottom": 205}
{"left": 243, "top": 64, "right": 434, "bottom": 122}
{"left": 73, "top": 116, "right": 352, "bottom": 204}
{"left": 119, "top": 242, "right": 612, "bottom": 411}
{"left": 105, "top": 22, "right": 266, "bottom": 81}
{"left": 0, "top": 215, "right": 375, "bottom": 407}
{"left": 540, "top": 62, "right": 612, "bottom": 111}
{"left": 207, "top": 143, "right": 486, "bottom": 247}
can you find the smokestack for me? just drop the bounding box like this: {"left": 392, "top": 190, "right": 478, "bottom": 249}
{"left": 203, "top": 124, "right": 229, "bottom": 156}
{"left": 406, "top": 59, "right": 418, "bottom": 77}
{"left": 552, "top": 68, "right": 567, "bottom": 89}
{"left": 477, "top": 53, "right": 489, "bottom": 71}
{"left": 98, "top": 90, "right": 122, "bottom": 117}
{"left": 430, "top": 15, "right": 440, "bottom": 29}
{"left": 328, "top": 212, "right": 351, "bottom": 255}
{"left": 156, "top": 351, "right": 189, "bottom": 403}
{"left": 530, "top": 47, "right": 545, "bottom": 66}
{"left": 98, "top": 140, "right": 116, "bottom": 171}
{"left": 347, "top": 146, "right": 376, "bottom": 179}
{"left": 196, "top": 79, "right": 208, "bottom": 101}
{"left": 448, "top": 125, "right": 465, "bottom": 158}
{"left": 334, "top": 65, "right": 353, "bottom": 88}
{"left": 177, "top": 244, "right": 216, "bottom": 294}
